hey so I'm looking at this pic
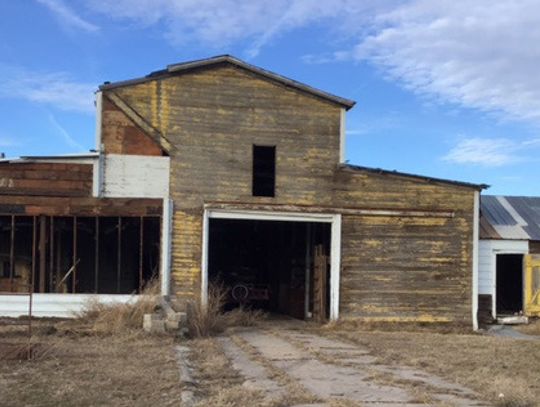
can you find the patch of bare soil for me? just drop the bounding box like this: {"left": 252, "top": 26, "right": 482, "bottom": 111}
{"left": 0, "top": 319, "right": 182, "bottom": 407}
{"left": 324, "top": 325, "right": 539, "bottom": 407}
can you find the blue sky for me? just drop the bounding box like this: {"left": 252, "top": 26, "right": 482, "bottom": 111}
{"left": 1, "top": 0, "right": 539, "bottom": 195}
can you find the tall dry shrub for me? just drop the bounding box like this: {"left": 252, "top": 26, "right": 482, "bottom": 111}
{"left": 71, "top": 279, "right": 160, "bottom": 335}
{"left": 187, "top": 283, "right": 228, "bottom": 338}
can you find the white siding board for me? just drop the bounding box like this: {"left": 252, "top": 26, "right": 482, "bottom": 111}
{"left": 0, "top": 294, "right": 139, "bottom": 318}
{"left": 478, "top": 239, "right": 528, "bottom": 295}
{"left": 103, "top": 154, "right": 170, "bottom": 198}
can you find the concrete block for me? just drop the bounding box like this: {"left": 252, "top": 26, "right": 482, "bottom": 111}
{"left": 143, "top": 313, "right": 166, "bottom": 334}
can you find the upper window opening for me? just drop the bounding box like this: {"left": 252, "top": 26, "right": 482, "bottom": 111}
{"left": 252, "top": 145, "right": 275, "bottom": 197}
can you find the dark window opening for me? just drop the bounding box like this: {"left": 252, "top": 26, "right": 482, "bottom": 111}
{"left": 252, "top": 145, "right": 275, "bottom": 197}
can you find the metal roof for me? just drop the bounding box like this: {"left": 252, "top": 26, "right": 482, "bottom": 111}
{"left": 99, "top": 55, "right": 356, "bottom": 110}
{"left": 480, "top": 195, "right": 540, "bottom": 240}
{"left": 342, "top": 164, "right": 488, "bottom": 190}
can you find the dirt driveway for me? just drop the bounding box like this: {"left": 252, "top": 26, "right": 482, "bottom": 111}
{"left": 188, "top": 321, "right": 492, "bottom": 407}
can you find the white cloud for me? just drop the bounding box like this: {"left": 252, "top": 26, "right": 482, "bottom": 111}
{"left": 84, "top": 0, "right": 540, "bottom": 125}
{"left": 37, "top": 0, "right": 99, "bottom": 32}
{"left": 443, "top": 137, "right": 540, "bottom": 167}
{"left": 0, "top": 65, "right": 96, "bottom": 113}
{"left": 85, "top": 0, "right": 386, "bottom": 56}
{"left": 352, "top": 0, "right": 540, "bottom": 123}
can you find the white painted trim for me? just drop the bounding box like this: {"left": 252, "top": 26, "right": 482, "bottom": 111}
{"left": 330, "top": 214, "right": 342, "bottom": 320}
{"left": 472, "top": 191, "right": 479, "bottom": 330}
{"left": 202, "top": 209, "right": 341, "bottom": 319}
{"left": 201, "top": 209, "right": 210, "bottom": 307}
{"left": 339, "top": 108, "right": 346, "bottom": 164}
{"left": 208, "top": 209, "right": 339, "bottom": 223}
{"left": 93, "top": 91, "right": 103, "bottom": 197}
{"left": 0, "top": 294, "right": 138, "bottom": 318}
{"left": 160, "top": 198, "right": 173, "bottom": 297}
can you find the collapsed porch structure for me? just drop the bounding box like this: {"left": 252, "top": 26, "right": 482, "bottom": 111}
{"left": 0, "top": 158, "right": 166, "bottom": 317}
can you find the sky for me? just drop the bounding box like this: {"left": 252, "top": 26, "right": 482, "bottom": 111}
{"left": 0, "top": 0, "right": 539, "bottom": 195}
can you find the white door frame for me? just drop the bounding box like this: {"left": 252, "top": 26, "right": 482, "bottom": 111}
{"left": 201, "top": 209, "right": 342, "bottom": 320}
{"left": 492, "top": 250, "right": 528, "bottom": 317}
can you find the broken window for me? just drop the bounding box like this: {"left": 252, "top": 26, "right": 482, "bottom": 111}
{"left": 252, "top": 145, "right": 276, "bottom": 197}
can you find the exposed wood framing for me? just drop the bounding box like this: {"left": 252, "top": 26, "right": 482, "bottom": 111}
{"left": 39, "top": 216, "right": 46, "bottom": 293}
{"left": 117, "top": 217, "right": 122, "bottom": 293}
{"left": 9, "top": 215, "right": 14, "bottom": 292}
{"left": 72, "top": 217, "right": 77, "bottom": 293}
{"left": 139, "top": 216, "right": 144, "bottom": 292}
{"left": 94, "top": 217, "right": 99, "bottom": 293}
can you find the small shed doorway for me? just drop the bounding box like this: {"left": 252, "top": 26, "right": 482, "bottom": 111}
{"left": 201, "top": 210, "right": 341, "bottom": 321}
{"left": 496, "top": 254, "right": 524, "bottom": 314}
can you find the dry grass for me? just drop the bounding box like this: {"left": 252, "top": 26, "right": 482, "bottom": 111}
{"left": 61, "top": 279, "right": 160, "bottom": 336}
{"left": 0, "top": 319, "right": 182, "bottom": 407}
{"left": 187, "top": 283, "right": 265, "bottom": 338}
{"left": 324, "top": 324, "right": 539, "bottom": 407}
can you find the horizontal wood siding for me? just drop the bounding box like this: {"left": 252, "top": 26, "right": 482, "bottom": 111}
{"left": 103, "top": 154, "right": 170, "bottom": 198}
{"left": 104, "top": 64, "right": 477, "bottom": 323}
{"left": 0, "top": 163, "right": 92, "bottom": 197}
{"left": 0, "top": 195, "right": 161, "bottom": 216}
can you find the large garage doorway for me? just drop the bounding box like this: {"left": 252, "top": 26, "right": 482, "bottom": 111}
{"left": 202, "top": 211, "right": 341, "bottom": 321}
{"left": 496, "top": 254, "right": 524, "bottom": 314}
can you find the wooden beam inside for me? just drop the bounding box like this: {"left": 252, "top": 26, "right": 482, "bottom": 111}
{"left": 39, "top": 216, "right": 46, "bottom": 293}
{"left": 94, "top": 217, "right": 99, "bottom": 293}
{"left": 117, "top": 217, "right": 122, "bottom": 294}
{"left": 9, "top": 215, "right": 15, "bottom": 292}
{"left": 72, "top": 216, "right": 77, "bottom": 293}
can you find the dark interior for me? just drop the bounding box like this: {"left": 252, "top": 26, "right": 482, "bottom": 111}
{"left": 208, "top": 218, "right": 330, "bottom": 319}
{"left": 496, "top": 253, "right": 523, "bottom": 314}
{"left": 0, "top": 215, "right": 160, "bottom": 294}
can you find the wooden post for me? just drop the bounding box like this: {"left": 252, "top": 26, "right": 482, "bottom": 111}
{"left": 72, "top": 217, "right": 77, "bottom": 293}
{"left": 39, "top": 216, "right": 46, "bottom": 293}
{"left": 117, "top": 217, "right": 122, "bottom": 294}
{"left": 49, "top": 217, "right": 54, "bottom": 292}
{"left": 304, "top": 223, "right": 312, "bottom": 319}
{"left": 29, "top": 216, "right": 37, "bottom": 338}
{"left": 9, "top": 215, "right": 15, "bottom": 292}
{"left": 139, "top": 216, "right": 144, "bottom": 293}
{"left": 94, "top": 217, "right": 99, "bottom": 293}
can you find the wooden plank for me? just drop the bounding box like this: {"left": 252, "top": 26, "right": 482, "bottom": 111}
{"left": 39, "top": 216, "right": 46, "bottom": 293}
{"left": 72, "top": 217, "right": 77, "bottom": 293}
{"left": 9, "top": 215, "right": 14, "bottom": 292}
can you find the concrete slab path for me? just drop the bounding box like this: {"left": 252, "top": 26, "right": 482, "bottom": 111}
{"left": 216, "top": 324, "right": 491, "bottom": 407}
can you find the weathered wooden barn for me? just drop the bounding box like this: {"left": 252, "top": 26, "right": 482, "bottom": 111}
{"left": 0, "top": 56, "right": 485, "bottom": 328}
{"left": 478, "top": 195, "right": 540, "bottom": 324}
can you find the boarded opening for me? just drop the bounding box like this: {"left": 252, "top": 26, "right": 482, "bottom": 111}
{"left": 496, "top": 254, "right": 524, "bottom": 314}
{"left": 0, "top": 215, "right": 160, "bottom": 294}
{"left": 208, "top": 218, "right": 330, "bottom": 320}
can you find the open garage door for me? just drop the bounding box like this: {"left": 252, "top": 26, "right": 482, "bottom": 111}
{"left": 207, "top": 218, "right": 331, "bottom": 320}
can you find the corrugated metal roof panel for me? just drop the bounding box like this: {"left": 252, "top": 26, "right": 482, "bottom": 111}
{"left": 480, "top": 195, "right": 540, "bottom": 241}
